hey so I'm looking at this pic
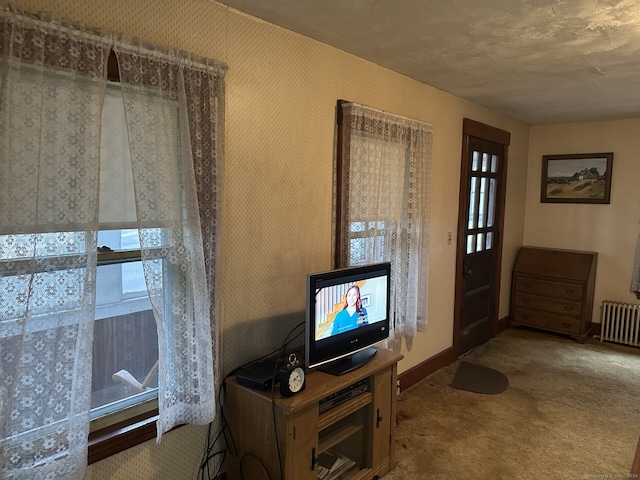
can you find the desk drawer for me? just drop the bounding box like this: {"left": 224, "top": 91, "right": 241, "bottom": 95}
{"left": 512, "top": 308, "right": 581, "bottom": 334}
{"left": 513, "top": 293, "right": 582, "bottom": 317}
{"left": 515, "top": 276, "right": 583, "bottom": 301}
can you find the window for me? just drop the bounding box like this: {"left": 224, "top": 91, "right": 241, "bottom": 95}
{"left": 466, "top": 150, "right": 498, "bottom": 254}
{"left": 1, "top": 9, "right": 226, "bottom": 477}
{"left": 348, "top": 220, "right": 393, "bottom": 264}
{"left": 0, "top": 83, "right": 172, "bottom": 467}
{"left": 0, "top": 230, "right": 162, "bottom": 403}
{"left": 0, "top": 231, "right": 163, "bottom": 427}
{"left": 335, "top": 101, "right": 432, "bottom": 339}
{"left": 92, "top": 235, "right": 160, "bottom": 411}
{"left": 88, "top": 89, "right": 163, "bottom": 423}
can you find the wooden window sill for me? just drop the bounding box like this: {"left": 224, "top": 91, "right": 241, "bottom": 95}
{"left": 88, "top": 409, "right": 159, "bottom": 465}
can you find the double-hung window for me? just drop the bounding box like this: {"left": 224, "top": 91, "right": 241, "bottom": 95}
{"left": 335, "top": 101, "right": 432, "bottom": 339}
{"left": 0, "top": 9, "right": 226, "bottom": 478}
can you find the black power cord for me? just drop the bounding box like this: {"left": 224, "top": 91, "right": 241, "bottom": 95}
{"left": 197, "top": 320, "right": 305, "bottom": 480}
{"left": 270, "top": 321, "right": 305, "bottom": 480}
{"left": 197, "top": 381, "right": 233, "bottom": 480}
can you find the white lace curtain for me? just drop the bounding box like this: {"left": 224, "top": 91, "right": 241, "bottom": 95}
{"left": 336, "top": 102, "right": 432, "bottom": 339}
{"left": 0, "top": 7, "right": 225, "bottom": 479}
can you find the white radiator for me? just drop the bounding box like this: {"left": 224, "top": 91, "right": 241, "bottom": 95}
{"left": 600, "top": 300, "right": 640, "bottom": 347}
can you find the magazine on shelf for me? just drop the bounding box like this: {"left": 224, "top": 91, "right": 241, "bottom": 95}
{"left": 317, "top": 451, "right": 338, "bottom": 479}
{"left": 316, "top": 451, "right": 356, "bottom": 480}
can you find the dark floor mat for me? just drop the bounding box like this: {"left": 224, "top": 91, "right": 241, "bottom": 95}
{"left": 451, "top": 360, "right": 509, "bottom": 394}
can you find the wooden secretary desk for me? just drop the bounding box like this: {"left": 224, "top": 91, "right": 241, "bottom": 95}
{"left": 510, "top": 246, "right": 597, "bottom": 343}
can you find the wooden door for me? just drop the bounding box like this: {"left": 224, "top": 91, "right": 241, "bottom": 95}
{"left": 455, "top": 119, "right": 510, "bottom": 356}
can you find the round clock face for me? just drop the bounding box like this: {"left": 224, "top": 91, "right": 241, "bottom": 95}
{"left": 288, "top": 366, "right": 305, "bottom": 392}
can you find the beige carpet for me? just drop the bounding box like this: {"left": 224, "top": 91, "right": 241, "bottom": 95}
{"left": 382, "top": 328, "right": 640, "bottom": 480}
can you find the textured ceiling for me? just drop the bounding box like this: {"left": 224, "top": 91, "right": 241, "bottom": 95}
{"left": 217, "top": 0, "right": 640, "bottom": 125}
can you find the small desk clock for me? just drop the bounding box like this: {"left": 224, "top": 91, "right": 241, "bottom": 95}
{"left": 279, "top": 353, "right": 306, "bottom": 397}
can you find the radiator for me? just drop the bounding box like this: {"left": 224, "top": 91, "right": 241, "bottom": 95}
{"left": 600, "top": 300, "right": 640, "bottom": 347}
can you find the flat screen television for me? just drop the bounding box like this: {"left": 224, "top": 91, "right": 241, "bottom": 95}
{"left": 305, "top": 262, "right": 391, "bottom": 376}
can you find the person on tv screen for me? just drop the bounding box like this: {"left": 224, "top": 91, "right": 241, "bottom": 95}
{"left": 331, "top": 284, "right": 368, "bottom": 335}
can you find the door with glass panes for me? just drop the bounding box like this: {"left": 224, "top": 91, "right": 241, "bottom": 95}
{"left": 455, "top": 120, "right": 509, "bottom": 356}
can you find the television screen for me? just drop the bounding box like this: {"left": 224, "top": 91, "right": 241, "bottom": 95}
{"left": 306, "top": 262, "right": 391, "bottom": 375}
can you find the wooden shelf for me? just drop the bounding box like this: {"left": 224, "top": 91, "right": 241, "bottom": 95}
{"left": 318, "top": 424, "right": 364, "bottom": 452}
{"left": 318, "top": 392, "right": 371, "bottom": 430}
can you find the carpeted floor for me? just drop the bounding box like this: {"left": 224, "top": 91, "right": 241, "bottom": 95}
{"left": 382, "top": 328, "right": 640, "bottom": 480}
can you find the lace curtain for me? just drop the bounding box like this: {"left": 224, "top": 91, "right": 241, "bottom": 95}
{"left": 0, "top": 12, "right": 108, "bottom": 479}
{"left": 0, "top": 7, "right": 226, "bottom": 479}
{"left": 113, "top": 38, "right": 225, "bottom": 440}
{"left": 336, "top": 102, "right": 432, "bottom": 339}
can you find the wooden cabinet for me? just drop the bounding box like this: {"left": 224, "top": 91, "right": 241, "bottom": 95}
{"left": 225, "top": 348, "right": 403, "bottom": 480}
{"left": 510, "top": 246, "right": 597, "bottom": 343}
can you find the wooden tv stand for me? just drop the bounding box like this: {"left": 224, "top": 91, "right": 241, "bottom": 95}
{"left": 225, "top": 348, "right": 403, "bottom": 480}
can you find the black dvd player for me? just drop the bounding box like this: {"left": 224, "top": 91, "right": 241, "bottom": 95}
{"left": 319, "top": 378, "right": 369, "bottom": 413}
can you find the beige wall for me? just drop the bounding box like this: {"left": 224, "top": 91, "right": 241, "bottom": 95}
{"left": 10, "top": 0, "right": 530, "bottom": 478}
{"left": 526, "top": 120, "right": 640, "bottom": 322}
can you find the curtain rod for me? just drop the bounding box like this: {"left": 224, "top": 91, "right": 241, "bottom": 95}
{"left": 0, "top": 4, "right": 228, "bottom": 75}
{"left": 341, "top": 100, "right": 433, "bottom": 129}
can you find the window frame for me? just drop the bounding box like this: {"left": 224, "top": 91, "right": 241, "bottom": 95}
{"left": 88, "top": 406, "right": 159, "bottom": 464}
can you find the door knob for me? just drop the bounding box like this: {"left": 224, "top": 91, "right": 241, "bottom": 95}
{"left": 463, "top": 259, "right": 473, "bottom": 277}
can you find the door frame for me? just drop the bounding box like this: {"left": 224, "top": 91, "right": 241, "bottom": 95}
{"left": 453, "top": 118, "right": 511, "bottom": 355}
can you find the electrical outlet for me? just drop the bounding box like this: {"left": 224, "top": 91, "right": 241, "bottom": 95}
{"left": 447, "top": 232, "right": 452, "bottom": 245}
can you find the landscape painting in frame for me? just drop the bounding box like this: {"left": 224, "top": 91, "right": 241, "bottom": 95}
{"left": 540, "top": 152, "right": 613, "bottom": 204}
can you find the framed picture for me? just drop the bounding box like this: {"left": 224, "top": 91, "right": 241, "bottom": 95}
{"left": 540, "top": 152, "right": 613, "bottom": 204}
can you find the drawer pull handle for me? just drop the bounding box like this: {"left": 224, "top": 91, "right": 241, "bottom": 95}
{"left": 563, "top": 306, "right": 574, "bottom": 311}
{"left": 521, "top": 313, "right": 530, "bottom": 320}
{"left": 562, "top": 322, "right": 572, "bottom": 328}
{"left": 523, "top": 281, "right": 532, "bottom": 288}
{"left": 376, "top": 408, "right": 383, "bottom": 429}
{"left": 565, "top": 288, "right": 574, "bottom": 294}
{"left": 311, "top": 447, "right": 318, "bottom": 471}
